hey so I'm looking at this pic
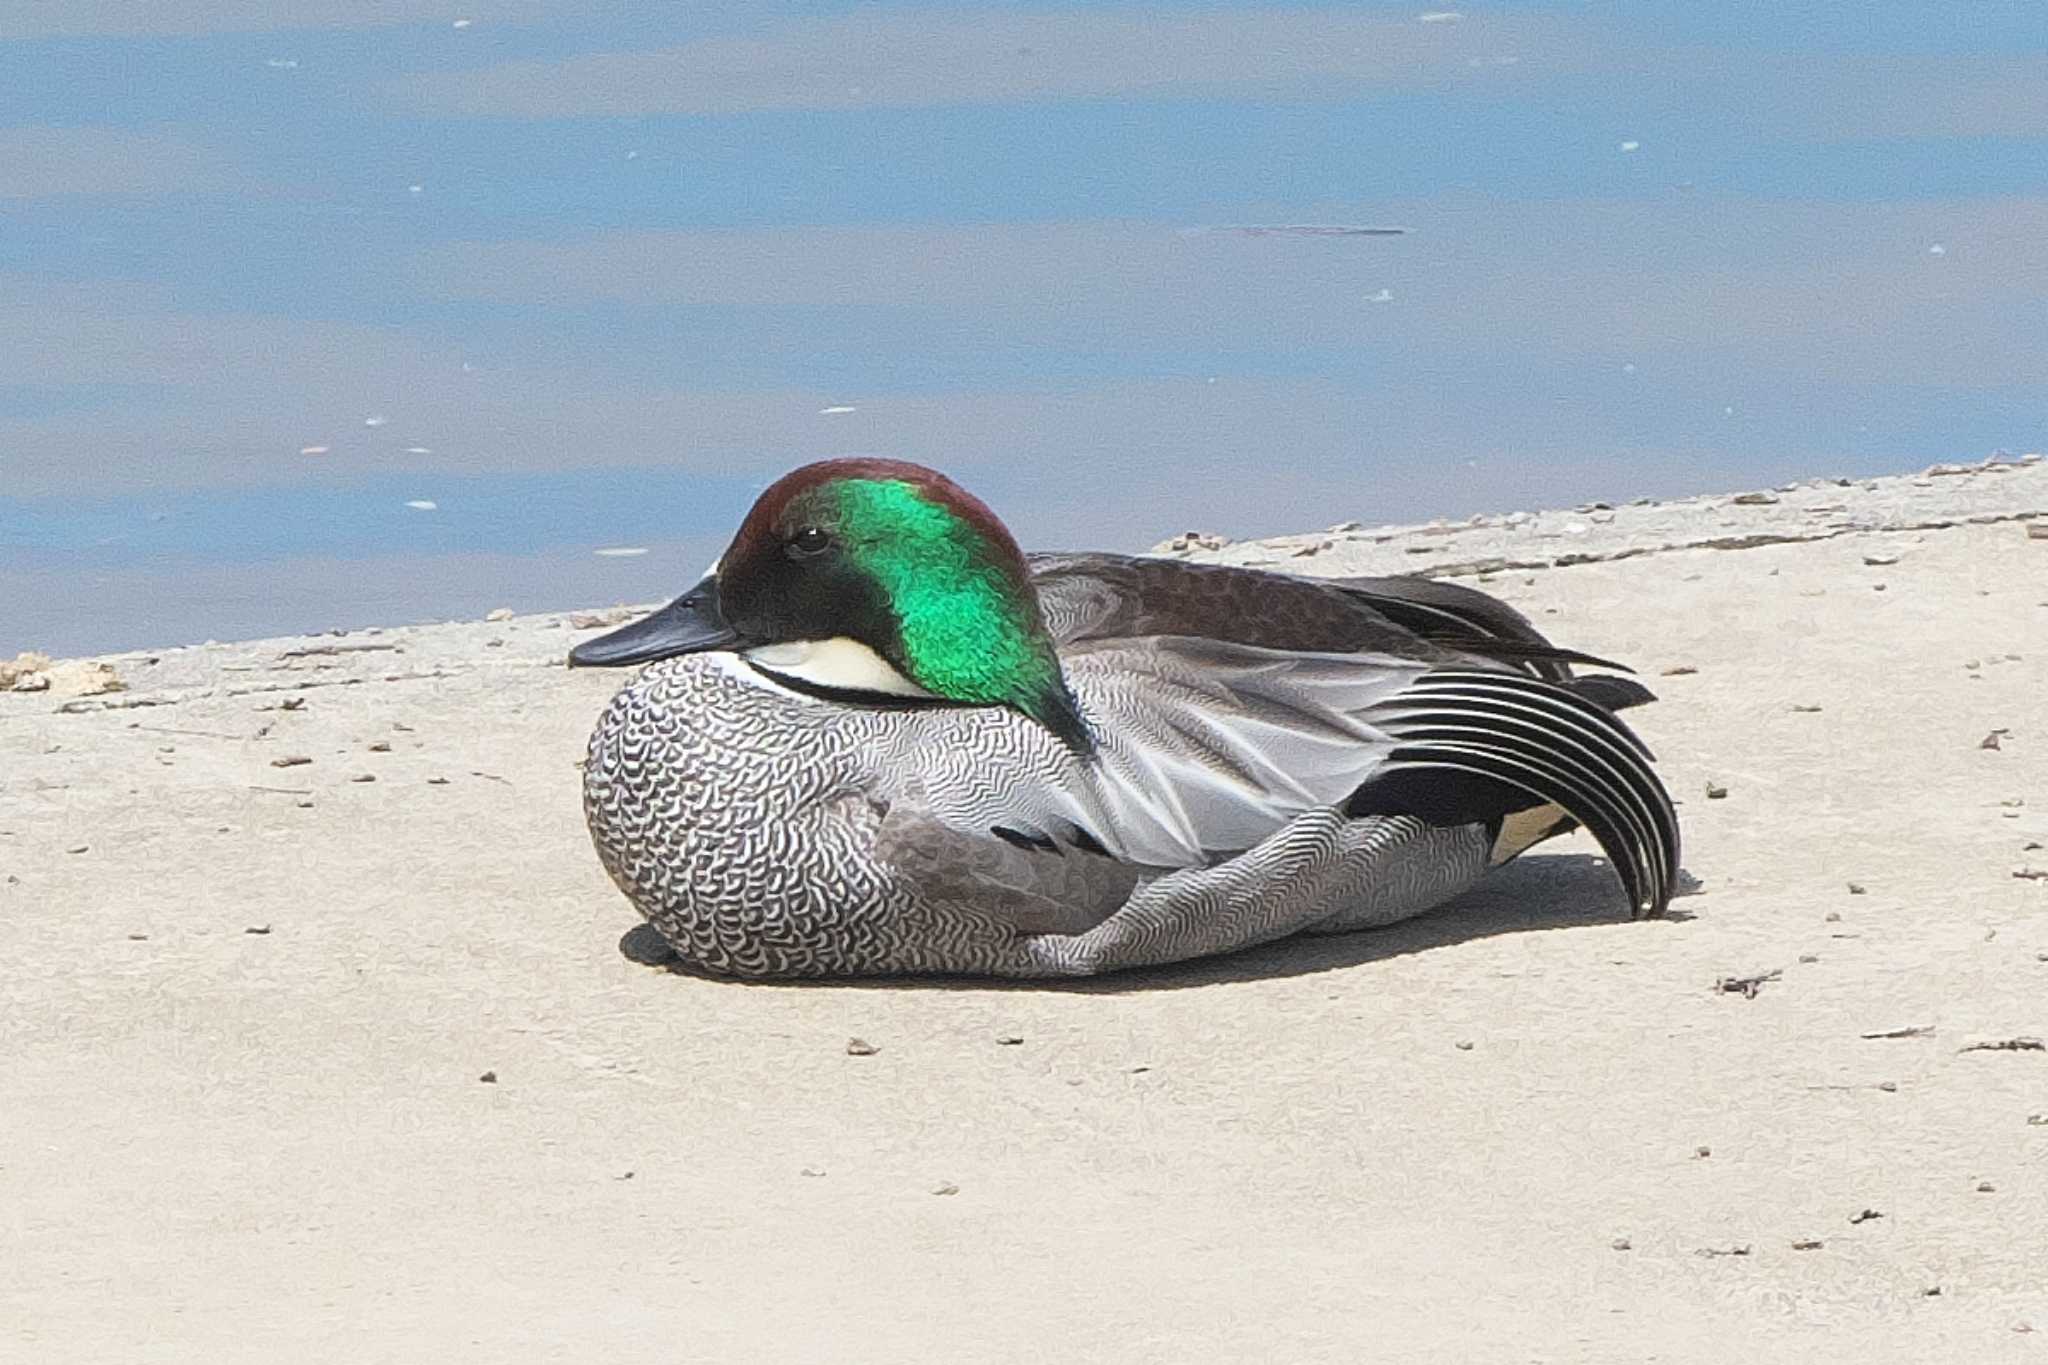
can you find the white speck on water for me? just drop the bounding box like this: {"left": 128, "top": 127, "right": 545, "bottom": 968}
{"left": 594, "top": 547, "right": 649, "bottom": 558}
{"left": 1724, "top": 405, "right": 1736, "bottom": 415}
{"left": 1619, "top": 140, "right": 1641, "bottom": 153}
{"left": 265, "top": 58, "right": 299, "bottom": 69}
{"left": 819, "top": 405, "right": 857, "bottom": 415}
{"left": 407, "top": 184, "right": 423, "bottom": 195}
{"left": 405, "top": 500, "right": 438, "bottom": 511}
{"left": 1419, "top": 10, "right": 1462, "bottom": 21}
{"left": 363, "top": 415, "right": 387, "bottom": 427}
{"left": 1928, "top": 243, "right": 1946, "bottom": 256}
{"left": 452, "top": 18, "right": 472, "bottom": 28}
{"left": 1364, "top": 288, "right": 1394, "bottom": 303}
{"left": 460, "top": 362, "right": 476, "bottom": 373}
{"left": 625, "top": 150, "right": 640, "bottom": 161}
{"left": 404, "top": 446, "right": 433, "bottom": 455}
{"left": 1623, "top": 362, "right": 1638, "bottom": 373}
{"left": 299, "top": 445, "right": 330, "bottom": 456}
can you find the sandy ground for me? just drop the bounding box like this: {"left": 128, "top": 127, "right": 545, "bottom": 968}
{"left": 4, "top": 458, "right": 2046, "bottom": 1363}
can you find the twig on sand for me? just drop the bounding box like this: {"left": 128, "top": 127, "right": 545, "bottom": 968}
{"left": 1958, "top": 1037, "right": 2045, "bottom": 1054}
{"left": 1716, "top": 968, "right": 1782, "bottom": 999}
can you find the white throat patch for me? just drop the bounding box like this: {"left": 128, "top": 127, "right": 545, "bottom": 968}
{"left": 743, "top": 638, "right": 938, "bottom": 699}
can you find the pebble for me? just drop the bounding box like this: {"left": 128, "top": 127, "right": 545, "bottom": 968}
{"left": 995, "top": 1034, "right": 1024, "bottom": 1046}
{"left": 1705, "top": 782, "right": 1729, "bottom": 800}
{"left": 930, "top": 1182, "right": 960, "bottom": 1196}
{"left": 351, "top": 773, "right": 377, "bottom": 783}
{"left": 271, "top": 755, "right": 313, "bottom": 768}
{"left": 1660, "top": 665, "right": 1698, "bottom": 677}
{"left": 1731, "top": 492, "right": 1779, "bottom": 505}
{"left": 66, "top": 844, "right": 89, "bottom": 855}
{"left": 478, "top": 1071, "right": 498, "bottom": 1084}
{"left": 1849, "top": 1208, "right": 1884, "bottom": 1224}
{"left": 2028, "top": 523, "right": 2048, "bottom": 540}
{"left": 368, "top": 740, "right": 392, "bottom": 753}
{"left": 845, "top": 1037, "right": 879, "bottom": 1056}
{"left": 1862, "top": 553, "right": 1900, "bottom": 566}
{"left": 1792, "top": 1239, "right": 1823, "bottom": 1251}
{"left": 485, "top": 608, "right": 515, "bottom": 622}
{"left": 245, "top": 924, "right": 272, "bottom": 935}
{"left": 1609, "top": 1237, "right": 1631, "bottom": 1252}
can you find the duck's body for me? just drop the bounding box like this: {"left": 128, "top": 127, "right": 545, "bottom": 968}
{"left": 574, "top": 463, "right": 1679, "bottom": 979}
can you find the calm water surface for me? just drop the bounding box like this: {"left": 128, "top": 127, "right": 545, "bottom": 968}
{"left": 4, "top": 3, "right": 2045, "bottom": 655}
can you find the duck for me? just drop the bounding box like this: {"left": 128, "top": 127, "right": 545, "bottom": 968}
{"left": 570, "top": 458, "right": 1679, "bottom": 979}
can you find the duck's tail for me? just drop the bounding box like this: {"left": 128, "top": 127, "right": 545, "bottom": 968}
{"left": 1344, "top": 668, "right": 1680, "bottom": 918}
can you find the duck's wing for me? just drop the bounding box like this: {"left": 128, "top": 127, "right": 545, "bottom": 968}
{"left": 1027, "top": 553, "right": 1616, "bottom": 678}
{"left": 942, "top": 635, "right": 1677, "bottom": 918}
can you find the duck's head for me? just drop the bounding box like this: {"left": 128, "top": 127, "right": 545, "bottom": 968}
{"left": 570, "top": 458, "right": 1090, "bottom": 752}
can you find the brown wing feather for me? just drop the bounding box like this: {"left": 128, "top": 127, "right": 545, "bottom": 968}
{"left": 1027, "top": 553, "right": 1609, "bottom": 678}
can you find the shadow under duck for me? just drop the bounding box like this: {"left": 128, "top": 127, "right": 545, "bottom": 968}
{"left": 571, "top": 459, "right": 1679, "bottom": 978}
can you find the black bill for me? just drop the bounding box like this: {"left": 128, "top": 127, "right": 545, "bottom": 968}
{"left": 567, "top": 574, "right": 738, "bottom": 668}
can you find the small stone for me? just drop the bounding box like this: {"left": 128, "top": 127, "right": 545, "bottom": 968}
{"left": 485, "top": 607, "right": 515, "bottom": 622}
{"left": 244, "top": 924, "right": 272, "bottom": 935}
{"left": 1977, "top": 1181, "right": 1995, "bottom": 1193}
{"left": 478, "top": 1070, "right": 498, "bottom": 1083}
{"left": 271, "top": 755, "right": 313, "bottom": 768}
{"left": 127, "top": 932, "right": 148, "bottom": 941}
{"left": 930, "top": 1182, "right": 960, "bottom": 1196}
{"left": 351, "top": 773, "right": 376, "bottom": 783}
{"left": 1327, "top": 520, "right": 1361, "bottom": 533}
{"left": 1454, "top": 1040, "right": 1475, "bottom": 1051}
{"left": 1798, "top": 954, "right": 1819, "bottom": 964}
{"left": 1846, "top": 884, "right": 1865, "bottom": 895}
{"left": 2028, "top": 523, "right": 2048, "bottom": 540}
{"left": 427, "top": 776, "right": 450, "bottom": 785}
{"left": 1792, "top": 1239, "right": 1823, "bottom": 1251}
{"left": 995, "top": 1034, "right": 1024, "bottom": 1046}
{"left": 295, "top": 799, "right": 314, "bottom": 809}
{"left": 1849, "top": 1208, "right": 1883, "bottom": 1225}
{"left": 367, "top": 740, "right": 392, "bottom": 752}
{"left": 1731, "top": 491, "right": 1779, "bottom": 505}
{"left": 1791, "top": 704, "right": 1822, "bottom": 713}
{"left": 1705, "top": 782, "right": 1729, "bottom": 800}
{"left": 1862, "top": 553, "right": 1899, "bottom": 566}
{"left": 1694, "top": 1146, "right": 1711, "bottom": 1159}
{"left": 1610, "top": 1237, "right": 1632, "bottom": 1252}
{"left": 800, "top": 1166, "right": 826, "bottom": 1178}
{"left": 280, "top": 697, "right": 306, "bottom": 711}
{"left": 66, "top": 843, "right": 89, "bottom": 855}
{"left": 1922, "top": 1287, "right": 1942, "bottom": 1298}
{"left": 845, "top": 1037, "right": 878, "bottom": 1056}
{"left": 11, "top": 672, "right": 51, "bottom": 692}
{"left": 1982, "top": 731, "right": 2007, "bottom": 750}
{"left": 1660, "top": 665, "right": 1698, "bottom": 677}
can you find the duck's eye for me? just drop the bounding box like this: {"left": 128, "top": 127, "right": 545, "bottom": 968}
{"left": 786, "top": 526, "right": 832, "bottom": 559}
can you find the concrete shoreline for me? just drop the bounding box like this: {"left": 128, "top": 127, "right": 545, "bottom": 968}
{"left": 5, "top": 457, "right": 2046, "bottom": 1361}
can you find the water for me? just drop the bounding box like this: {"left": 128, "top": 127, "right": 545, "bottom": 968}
{"left": 3, "top": 2, "right": 2045, "bottom": 656}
